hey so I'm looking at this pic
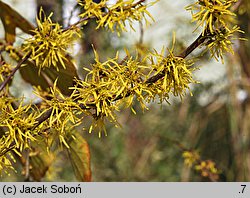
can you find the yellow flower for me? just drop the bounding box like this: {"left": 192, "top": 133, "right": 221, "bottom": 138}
{"left": 148, "top": 48, "right": 197, "bottom": 100}
{"left": 195, "top": 160, "right": 220, "bottom": 178}
{"left": 0, "top": 99, "right": 38, "bottom": 152}
{"left": 0, "top": 63, "right": 12, "bottom": 82}
{"left": 71, "top": 49, "right": 149, "bottom": 135}
{"left": 205, "top": 25, "right": 244, "bottom": 63}
{"left": 78, "top": 0, "right": 155, "bottom": 35}
{"left": 186, "top": 0, "right": 237, "bottom": 34}
{"left": 182, "top": 151, "right": 200, "bottom": 167}
{"left": 0, "top": 152, "right": 16, "bottom": 176}
{"left": 23, "top": 8, "right": 80, "bottom": 72}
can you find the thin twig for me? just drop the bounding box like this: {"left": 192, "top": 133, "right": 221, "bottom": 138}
{"left": 179, "top": 33, "right": 205, "bottom": 58}
{"left": 63, "top": 16, "right": 95, "bottom": 32}
{"left": 62, "top": 0, "right": 146, "bottom": 32}
{"left": 139, "top": 20, "right": 144, "bottom": 44}
{"left": 31, "top": 103, "right": 90, "bottom": 131}
{"left": 67, "top": 4, "right": 79, "bottom": 27}
{"left": 0, "top": 145, "right": 16, "bottom": 157}
{"left": 0, "top": 51, "right": 32, "bottom": 92}
{"left": 132, "top": 0, "right": 146, "bottom": 7}
{"left": 145, "top": 33, "right": 206, "bottom": 84}
{"left": 118, "top": 55, "right": 128, "bottom": 65}
{"left": 163, "top": 136, "right": 188, "bottom": 151}
{"left": 24, "top": 139, "right": 31, "bottom": 181}
{"left": 32, "top": 108, "right": 53, "bottom": 129}
{"left": 0, "top": 0, "right": 208, "bottom": 141}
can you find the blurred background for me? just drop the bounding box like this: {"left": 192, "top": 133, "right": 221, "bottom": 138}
{"left": 0, "top": 0, "right": 250, "bottom": 181}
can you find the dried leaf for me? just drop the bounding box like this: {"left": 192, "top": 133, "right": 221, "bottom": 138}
{"left": 19, "top": 55, "right": 79, "bottom": 96}
{"left": 19, "top": 60, "right": 50, "bottom": 91}
{"left": 20, "top": 140, "right": 55, "bottom": 181}
{"left": 43, "top": 55, "right": 79, "bottom": 95}
{"left": 0, "top": 1, "right": 35, "bottom": 43}
{"left": 67, "top": 133, "right": 91, "bottom": 182}
{"left": 29, "top": 151, "right": 54, "bottom": 181}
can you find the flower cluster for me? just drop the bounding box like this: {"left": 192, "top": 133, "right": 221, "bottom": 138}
{"left": 33, "top": 84, "right": 83, "bottom": 147}
{"left": 23, "top": 9, "right": 80, "bottom": 71}
{"left": 0, "top": 98, "right": 38, "bottom": 152}
{"left": 195, "top": 160, "right": 220, "bottom": 180}
{"left": 148, "top": 49, "right": 197, "bottom": 100}
{"left": 186, "top": 0, "right": 243, "bottom": 62}
{"left": 0, "top": 97, "right": 40, "bottom": 175}
{"left": 0, "top": 0, "right": 243, "bottom": 179}
{"left": 186, "top": 0, "right": 237, "bottom": 34}
{"left": 182, "top": 150, "right": 220, "bottom": 181}
{"left": 78, "top": 0, "right": 154, "bottom": 35}
{"left": 71, "top": 51, "right": 147, "bottom": 135}
{"left": 182, "top": 150, "right": 200, "bottom": 167}
{"left": 70, "top": 46, "right": 197, "bottom": 136}
{"left": 205, "top": 25, "right": 243, "bottom": 63}
{"left": 0, "top": 63, "right": 12, "bottom": 82}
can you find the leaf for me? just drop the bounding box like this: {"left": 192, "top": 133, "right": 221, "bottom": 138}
{"left": 19, "top": 60, "right": 50, "bottom": 91}
{"left": 1, "top": 50, "right": 50, "bottom": 90}
{"left": 67, "top": 133, "right": 92, "bottom": 182}
{"left": 29, "top": 150, "right": 55, "bottom": 181}
{"left": 43, "top": 55, "right": 79, "bottom": 95}
{"left": 20, "top": 139, "right": 55, "bottom": 181}
{"left": 0, "top": 1, "right": 78, "bottom": 94}
{"left": 0, "top": 1, "right": 35, "bottom": 43}
{"left": 19, "top": 55, "right": 79, "bottom": 96}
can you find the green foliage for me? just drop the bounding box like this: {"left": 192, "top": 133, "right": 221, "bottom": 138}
{"left": 0, "top": 0, "right": 244, "bottom": 181}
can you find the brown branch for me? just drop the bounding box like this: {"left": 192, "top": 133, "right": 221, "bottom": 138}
{"left": 0, "top": 51, "right": 32, "bottom": 92}
{"left": 145, "top": 33, "right": 206, "bottom": 84}
{"left": 179, "top": 33, "right": 205, "bottom": 59}
{"left": 0, "top": 0, "right": 207, "bottom": 139}
{"left": 32, "top": 108, "right": 53, "bottom": 129}
{"left": 67, "top": 4, "right": 79, "bottom": 27}
{"left": 0, "top": 145, "right": 16, "bottom": 157}
{"left": 62, "top": 16, "right": 95, "bottom": 32}
{"left": 131, "top": 0, "right": 146, "bottom": 7}
{"left": 32, "top": 102, "right": 91, "bottom": 131}
{"left": 63, "top": 0, "right": 146, "bottom": 33}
